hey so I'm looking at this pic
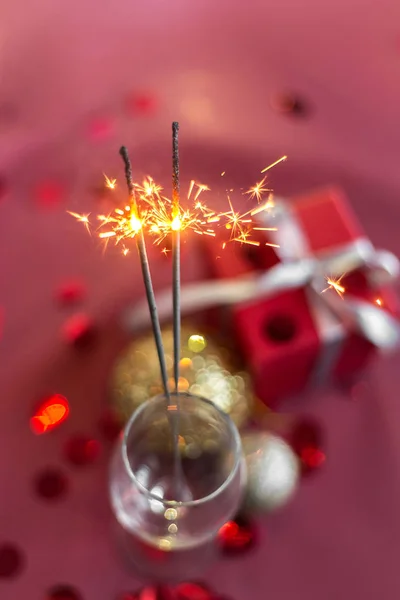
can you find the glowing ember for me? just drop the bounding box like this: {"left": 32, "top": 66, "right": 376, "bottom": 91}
{"left": 104, "top": 174, "right": 117, "bottom": 189}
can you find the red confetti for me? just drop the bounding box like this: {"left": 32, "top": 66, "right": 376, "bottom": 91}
{"left": 0, "top": 544, "right": 24, "bottom": 579}
{"left": 34, "top": 468, "right": 68, "bottom": 500}
{"left": 125, "top": 93, "right": 158, "bottom": 116}
{"left": 30, "top": 394, "right": 69, "bottom": 435}
{"left": 62, "top": 313, "right": 95, "bottom": 347}
{"left": 98, "top": 408, "right": 122, "bottom": 442}
{"left": 35, "top": 181, "right": 64, "bottom": 208}
{"left": 217, "top": 516, "right": 257, "bottom": 555}
{"left": 56, "top": 281, "right": 86, "bottom": 306}
{"left": 46, "top": 585, "right": 82, "bottom": 600}
{"left": 64, "top": 435, "right": 101, "bottom": 466}
{"left": 175, "top": 583, "right": 213, "bottom": 600}
{"left": 289, "top": 417, "right": 325, "bottom": 475}
{"left": 118, "top": 584, "right": 224, "bottom": 600}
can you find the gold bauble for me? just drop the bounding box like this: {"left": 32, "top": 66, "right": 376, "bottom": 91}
{"left": 110, "top": 324, "right": 253, "bottom": 429}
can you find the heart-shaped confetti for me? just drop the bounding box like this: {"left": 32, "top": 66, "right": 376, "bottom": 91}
{"left": 217, "top": 516, "right": 257, "bottom": 555}
{"left": 30, "top": 394, "right": 69, "bottom": 435}
{"left": 289, "top": 417, "right": 326, "bottom": 474}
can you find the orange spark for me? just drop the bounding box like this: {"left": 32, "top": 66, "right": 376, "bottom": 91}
{"left": 322, "top": 274, "right": 346, "bottom": 299}
{"left": 104, "top": 174, "right": 117, "bottom": 189}
{"left": 245, "top": 176, "right": 271, "bottom": 203}
{"left": 68, "top": 211, "right": 91, "bottom": 234}
{"left": 261, "top": 155, "right": 287, "bottom": 174}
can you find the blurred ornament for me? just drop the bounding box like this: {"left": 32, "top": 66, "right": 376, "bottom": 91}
{"left": 217, "top": 515, "right": 257, "bottom": 555}
{"left": 30, "top": 394, "right": 70, "bottom": 435}
{"left": 63, "top": 435, "right": 101, "bottom": 467}
{"left": 55, "top": 280, "right": 86, "bottom": 306}
{"left": 0, "top": 544, "right": 24, "bottom": 579}
{"left": 289, "top": 417, "right": 326, "bottom": 475}
{"left": 242, "top": 432, "right": 299, "bottom": 513}
{"left": 110, "top": 324, "right": 253, "bottom": 428}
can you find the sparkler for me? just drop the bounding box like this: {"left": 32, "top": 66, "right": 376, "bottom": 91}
{"left": 172, "top": 121, "right": 181, "bottom": 392}
{"left": 118, "top": 146, "right": 171, "bottom": 401}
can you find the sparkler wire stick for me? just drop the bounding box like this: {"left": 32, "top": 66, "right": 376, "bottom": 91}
{"left": 172, "top": 122, "right": 181, "bottom": 391}
{"left": 119, "top": 146, "right": 171, "bottom": 400}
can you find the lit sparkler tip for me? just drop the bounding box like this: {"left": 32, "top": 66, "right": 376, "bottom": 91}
{"left": 104, "top": 173, "right": 117, "bottom": 189}
{"left": 261, "top": 155, "right": 287, "bottom": 174}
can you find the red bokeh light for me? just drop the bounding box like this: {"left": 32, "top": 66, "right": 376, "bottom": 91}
{"left": 30, "top": 394, "right": 69, "bottom": 435}
{"left": 64, "top": 435, "right": 101, "bottom": 466}
{"left": 0, "top": 544, "right": 24, "bottom": 579}
{"left": 88, "top": 116, "right": 114, "bottom": 141}
{"left": 62, "top": 313, "right": 95, "bottom": 347}
{"left": 34, "top": 181, "right": 64, "bottom": 208}
{"left": 289, "top": 417, "right": 325, "bottom": 475}
{"left": 34, "top": 468, "right": 68, "bottom": 501}
{"left": 125, "top": 92, "right": 158, "bottom": 116}
{"left": 300, "top": 447, "right": 326, "bottom": 469}
{"left": 55, "top": 280, "right": 86, "bottom": 306}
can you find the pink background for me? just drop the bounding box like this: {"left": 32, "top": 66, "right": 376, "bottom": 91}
{"left": 1, "top": 1, "right": 400, "bottom": 598}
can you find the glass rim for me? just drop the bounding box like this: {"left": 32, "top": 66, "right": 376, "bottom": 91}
{"left": 121, "top": 391, "right": 243, "bottom": 508}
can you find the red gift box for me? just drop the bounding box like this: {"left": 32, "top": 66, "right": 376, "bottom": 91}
{"left": 204, "top": 186, "right": 400, "bottom": 408}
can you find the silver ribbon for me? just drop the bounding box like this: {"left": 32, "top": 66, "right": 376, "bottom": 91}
{"left": 124, "top": 199, "right": 400, "bottom": 376}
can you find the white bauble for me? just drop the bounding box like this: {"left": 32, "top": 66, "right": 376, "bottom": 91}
{"left": 242, "top": 432, "right": 300, "bottom": 513}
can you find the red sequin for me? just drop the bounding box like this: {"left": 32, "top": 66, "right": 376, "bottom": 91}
{"left": 289, "top": 417, "right": 325, "bottom": 474}
{"left": 35, "top": 468, "right": 68, "bottom": 500}
{"left": 35, "top": 181, "right": 63, "bottom": 208}
{"left": 62, "top": 313, "right": 95, "bottom": 347}
{"left": 56, "top": 281, "right": 86, "bottom": 306}
{"left": 64, "top": 435, "right": 101, "bottom": 466}
{"left": 30, "top": 394, "right": 69, "bottom": 435}
{"left": 217, "top": 516, "right": 256, "bottom": 554}
{"left": 46, "top": 585, "right": 82, "bottom": 600}
{"left": 0, "top": 544, "right": 24, "bottom": 578}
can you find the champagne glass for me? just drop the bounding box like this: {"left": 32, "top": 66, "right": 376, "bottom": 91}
{"left": 109, "top": 392, "right": 245, "bottom": 582}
